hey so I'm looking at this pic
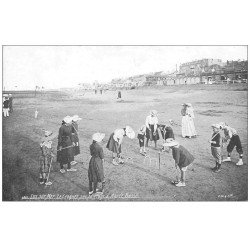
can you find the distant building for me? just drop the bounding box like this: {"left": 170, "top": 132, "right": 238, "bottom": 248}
{"left": 109, "top": 59, "right": 247, "bottom": 87}
{"left": 200, "top": 60, "right": 248, "bottom": 84}
{"left": 179, "top": 59, "right": 224, "bottom": 76}
{"left": 110, "top": 74, "right": 148, "bottom": 88}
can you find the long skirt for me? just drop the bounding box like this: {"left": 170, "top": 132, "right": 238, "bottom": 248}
{"left": 72, "top": 133, "right": 80, "bottom": 156}
{"left": 146, "top": 125, "right": 159, "bottom": 141}
{"left": 57, "top": 139, "right": 74, "bottom": 164}
{"left": 88, "top": 156, "right": 104, "bottom": 183}
{"left": 106, "top": 133, "right": 121, "bottom": 153}
{"left": 181, "top": 116, "right": 197, "bottom": 137}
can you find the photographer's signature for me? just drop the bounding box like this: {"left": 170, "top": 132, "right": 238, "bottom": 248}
{"left": 218, "top": 194, "right": 235, "bottom": 199}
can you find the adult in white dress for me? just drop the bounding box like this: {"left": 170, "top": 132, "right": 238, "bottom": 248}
{"left": 181, "top": 103, "right": 197, "bottom": 138}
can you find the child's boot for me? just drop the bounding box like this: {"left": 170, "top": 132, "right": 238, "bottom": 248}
{"left": 39, "top": 177, "right": 44, "bottom": 184}
{"left": 223, "top": 157, "right": 231, "bottom": 162}
{"left": 212, "top": 162, "right": 218, "bottom": 171}
{"left": 236, "top": 159, "right": 243, "bottom": 166}
{"left": 214, "top": 163, "right": 221, "bottom": 173}
{"left": 112, "top": 159, "right": 119, "bottom": 166}
{"left": 118, "top": 157, "right": 124, "bottom": 164}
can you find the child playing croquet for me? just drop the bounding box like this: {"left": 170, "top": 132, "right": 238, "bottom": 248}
{"left": 88, "top": 133, "right": 106, "bottom": 195}
{"left": 163, "top": 138, "right": 194, "bottom": 187}
{"left": 39, "top": 130, "right": 55, "bottom": 185}
{"left": 219, "top": 122, "right": 244, "bottom": 166}
{"left": 106, "top": 126, "right": 135, "bottom": 166}
{"left": 137, "top": 125, "right": 147, "bottom": 156}
{"left": 209, "top": 124, "right": 222, "bottom": 172}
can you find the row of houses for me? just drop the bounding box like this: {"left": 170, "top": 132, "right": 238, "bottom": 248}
{"left": 109, "top": 59, "right": 248, "bottom": 88}
{"left": 75, "top": 59, "right": 248, "bottom": 90}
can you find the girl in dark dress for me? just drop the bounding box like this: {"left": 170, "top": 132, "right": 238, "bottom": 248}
{"left": 106, "top": 126, "right": 135, "bottom": 166}
{"left": 158, "top": 124, "right": 175, "bottom": 141}
{"left": 88, "top": 133, "right": 105, "bottom": 195}
{"left": 163, "top": 138, "right": 194, "bottom": 187}
{"left": 57, "top": 116, "right": 76, "bottom": 173}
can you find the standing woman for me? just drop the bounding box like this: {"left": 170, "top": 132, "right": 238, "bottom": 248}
{"left": 186, "top": 103, "right": 197, "bottom": 137}
{"left": 106, "top": 126, "right": 135, "bottom": 166}
{"left": 181, "top": 103, "right": 197, "bottom": 138}
{"left": 57, "top": 116, "right": 76, "bottom": 173}
{"left": 71, "top": 115, "right": 82, "bottom": 165}
{"left": 88, "top": 133, "right": 105, "bottom": 195}
{"left": 145, "top": 110, "right": 160, "bottom": 148}
{"left": 117, "top": 90, "right": 122, "bottom": 99}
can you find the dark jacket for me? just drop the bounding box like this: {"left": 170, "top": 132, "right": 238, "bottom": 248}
{"left": 57, "top": 124, "right": 74, "bottom": 164}
{"left": 3, "top": 100, "right": 9, "bottom": 108}
{"left": 172, "top": 145, "right": 194, "bottom": 169}
{"left": 211, "top": 132, "right": 221, "bottom": 147}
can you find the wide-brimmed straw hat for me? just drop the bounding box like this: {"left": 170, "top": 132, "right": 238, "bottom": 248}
{"left": 217, "top": 122, "right": 226, "bottom": 129}
{"left": 92, "top": 133, "right": 105, "bottom": 142}
{"left": 211, "top": 124, "right": 220, "bottom": 129}
{"left": 163, "top": 138, "right": 179, "bottom": 147}
{"left": 72, "top": 115, "right": 82, "bottom": 122}
{"left": 125, "top": 126, "right": 135, "bottom": 139}
{"left": 40, "top": 140, "right": 53, "bottom": 148}
{"left": 150, "top": 110, "right": 157, "bottom": 116}
{"left": 63, "top": 116, "right": 72, "bottom": 124}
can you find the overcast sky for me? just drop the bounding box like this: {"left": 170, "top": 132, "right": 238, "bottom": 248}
{"left": 3, "top": 46, "right": 247, "bottom": 90}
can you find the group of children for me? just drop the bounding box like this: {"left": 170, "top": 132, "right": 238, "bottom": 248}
{"left": 39, "top": 115, "right": 82, "bottom": 185}
{"left": 138, "top": 110, "right": 175, "bottom": 155}
{"left": 210, "top": 122, "right": 243, "bottom": 173}
{"left": 37, "top": 107, "right": 244, "bottom": 194}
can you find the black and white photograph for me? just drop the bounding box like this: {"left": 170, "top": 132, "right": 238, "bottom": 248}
{"left": 2, "top": 45, "right": 248, "bottom": 201}
{"left": 1, "top": 1, "right": 250, "bottom": 250}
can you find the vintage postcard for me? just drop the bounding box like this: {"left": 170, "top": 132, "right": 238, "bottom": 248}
{"left": 2, "top": 45, "right": 248, "bottom": 201}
